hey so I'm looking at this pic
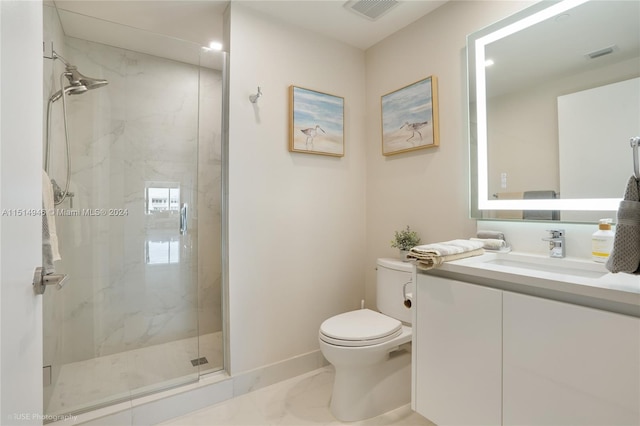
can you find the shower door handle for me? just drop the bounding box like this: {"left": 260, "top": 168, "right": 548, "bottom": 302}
{"left": 180, "top": 203, "right": 188, "bottom": 235}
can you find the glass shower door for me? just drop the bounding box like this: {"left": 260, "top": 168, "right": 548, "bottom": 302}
{"left": 42, "top": 4, "right": 220, "bottom": 417}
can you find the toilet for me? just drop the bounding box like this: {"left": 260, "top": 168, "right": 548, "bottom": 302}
{"left": 319, "top": 258, "right": 414, "bottom": 422}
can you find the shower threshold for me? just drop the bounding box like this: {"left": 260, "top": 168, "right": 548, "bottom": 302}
{"left": 44, "top": 332, "right": 223, "bottom": 420}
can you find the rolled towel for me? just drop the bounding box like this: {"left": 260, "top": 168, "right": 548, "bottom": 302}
{"left": 606, "top": 176, "right": 640, "bottom": 273}
{"left": 476, "top": 230, "right": 505, "bottom": 241}
{"left": 470, "top": 237, "right": 506, "bottom": 251}
{"left": 408, "top": 239, "right": 484, "bottom": 270}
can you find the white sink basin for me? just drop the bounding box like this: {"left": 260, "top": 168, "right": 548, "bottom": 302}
{"left": 485, "top": 257, "right": 608, "bottom": 279}
{"left": 423, "top": 251, "right": 639, "bottom": 309}
{"left": 454, "top": 252, "right": 609, "bottom": 281}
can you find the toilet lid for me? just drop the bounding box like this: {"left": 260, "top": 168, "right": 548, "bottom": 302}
{"left": 319, "top": 309, "right": 402, "bottom": 347}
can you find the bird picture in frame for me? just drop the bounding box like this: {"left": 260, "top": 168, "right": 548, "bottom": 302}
{"left": 381, "top": 76, "right": 439, "bottom": 155}
{"left": 289, "top": 85, "right": 344, "bottom": 157}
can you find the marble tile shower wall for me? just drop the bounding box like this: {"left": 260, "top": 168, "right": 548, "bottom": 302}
{"left": 46, "top": 36, "right": 221, "bottom": 366}
{"left": 197, "top": 66, "right": 223, "bottom": 337}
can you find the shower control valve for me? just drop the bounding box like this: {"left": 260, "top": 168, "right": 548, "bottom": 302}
{"left": 33, "top": 267, "right": 68, "bottom": 295}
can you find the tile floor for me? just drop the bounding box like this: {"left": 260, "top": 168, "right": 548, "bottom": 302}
{"left": 159, "top": 366, "right": 435, "bottom": 426}
{"left": 46, "top": 332, "right": 223, "bottom": 417}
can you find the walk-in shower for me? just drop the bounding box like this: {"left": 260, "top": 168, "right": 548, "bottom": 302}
{"left": 45, "top": 50, "right": 108, "bottom": 206}
{"left": 43, "top": 3, "right": 225, "bottom": 419}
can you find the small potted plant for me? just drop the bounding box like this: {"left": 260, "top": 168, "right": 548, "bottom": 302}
{"left": 391, "top": 226, "right": 421, "bottom": 261}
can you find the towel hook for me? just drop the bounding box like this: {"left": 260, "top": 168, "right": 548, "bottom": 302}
{"left": 249, "top": 86, "right": 262, "bottom": 103}
{"left": 631, "top": 136, "right": 640, "bottom": 179}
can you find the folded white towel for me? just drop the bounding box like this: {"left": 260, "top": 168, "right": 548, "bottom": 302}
{"left": 410, "top": 239, "right": 484, "bottom": 257}
{"left": 408, "top": 239, "right": 484, "bottom": 270}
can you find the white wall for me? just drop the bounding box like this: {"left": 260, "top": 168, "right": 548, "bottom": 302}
{"left": 488, "top": 83, "right": 559, "bottom": 196}
{"left": 0, "top": 1, "right": 43, "bottom": 424}
{"left": 488, "top": 57, "right": 639, "bottom": 199}
{"left": 227, "top": 3, "right": 367, "bottom": 374}
{"left": 364, "top": 1, "right": 535, "bottom": 307}
{"left": 558, "top": 77, "right": 640, "bottom": 200}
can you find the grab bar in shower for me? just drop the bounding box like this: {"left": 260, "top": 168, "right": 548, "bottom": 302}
{"left": 631, "top": 136, "right": 640, "bottom": 180}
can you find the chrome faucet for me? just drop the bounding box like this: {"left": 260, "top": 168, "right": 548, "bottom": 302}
{"left": 542, "top": 229, "right": 565, "bottom": 258}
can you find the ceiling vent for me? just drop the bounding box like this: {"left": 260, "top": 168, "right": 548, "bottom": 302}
{"left": 344, "top": 0, "right": 400, "bottom": 21}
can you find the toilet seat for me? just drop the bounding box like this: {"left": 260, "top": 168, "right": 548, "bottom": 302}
{"left": 319, "top": 309, "right": 402, "bottom": 347}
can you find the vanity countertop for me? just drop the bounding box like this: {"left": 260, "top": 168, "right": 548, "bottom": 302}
{"left": 417, "top": 251, "right": 640, "bottom": 316}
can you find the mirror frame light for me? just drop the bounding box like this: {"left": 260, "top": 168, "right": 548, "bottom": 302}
{"left": 471, "top": 0, "right": 621, "bottom": 213}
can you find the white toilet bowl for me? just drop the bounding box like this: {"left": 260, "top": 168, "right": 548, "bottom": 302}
{"left": 319, "top": 308, "right": 412, "bottom": 422}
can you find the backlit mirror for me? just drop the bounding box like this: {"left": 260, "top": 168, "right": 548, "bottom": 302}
{"left": 468, "top": 0, "right": 640, "bottom": 222}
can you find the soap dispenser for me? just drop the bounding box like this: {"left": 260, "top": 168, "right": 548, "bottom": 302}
{"left": 592, "top": 218, "right": 614, "bottom": 263}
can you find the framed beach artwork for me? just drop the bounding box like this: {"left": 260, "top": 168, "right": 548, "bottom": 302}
{"left": 289, "top": 85, "right": 344, "bottom": 157}
{"left": 381, "top": 76, "right": 439, "bottom": 156}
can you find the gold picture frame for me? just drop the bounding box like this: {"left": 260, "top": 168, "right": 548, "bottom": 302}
{"left": 289, "top": 85, "right": 344, "bottom": 157}
{"left": 381, "top": 76, "right": 439, "bottom": 155}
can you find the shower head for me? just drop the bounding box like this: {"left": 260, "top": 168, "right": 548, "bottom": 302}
{"left": 48, "top": 67, "right": 108, "bottom": 103}
{"left": 49, "top": 84, "right": 88, "bottom": 103}
{"left": 51, "top": 51, "right": 109, "bottom": 92}
{"left": 65, "top": 66, "right": 109, "bottom": 91}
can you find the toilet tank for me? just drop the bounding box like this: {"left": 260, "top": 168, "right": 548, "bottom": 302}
{"left": 376, "top": 258, "right": 413, "bottom": 324}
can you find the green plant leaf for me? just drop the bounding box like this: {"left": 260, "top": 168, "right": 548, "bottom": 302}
{"left": 390, "top": 225, "right": 421, "bottom": 250}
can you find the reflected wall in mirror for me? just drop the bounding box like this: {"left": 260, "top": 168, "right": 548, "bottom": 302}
{"left": 468, "top": 0, "right": 640, "bottom": 222}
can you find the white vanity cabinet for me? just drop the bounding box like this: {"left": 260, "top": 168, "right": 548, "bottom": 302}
{"left": 414, "top": 275, "right": 502, "bottom": 425}
{"left": 503, "top": 291, "right": 640, "bottom": 425}
{"left": 414, "top": 272, "right": 640, "bottom": 426}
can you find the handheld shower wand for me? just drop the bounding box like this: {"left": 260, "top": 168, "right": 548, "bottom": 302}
{"left": 45, "top": 50, "right": 109, "bottom": 205}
